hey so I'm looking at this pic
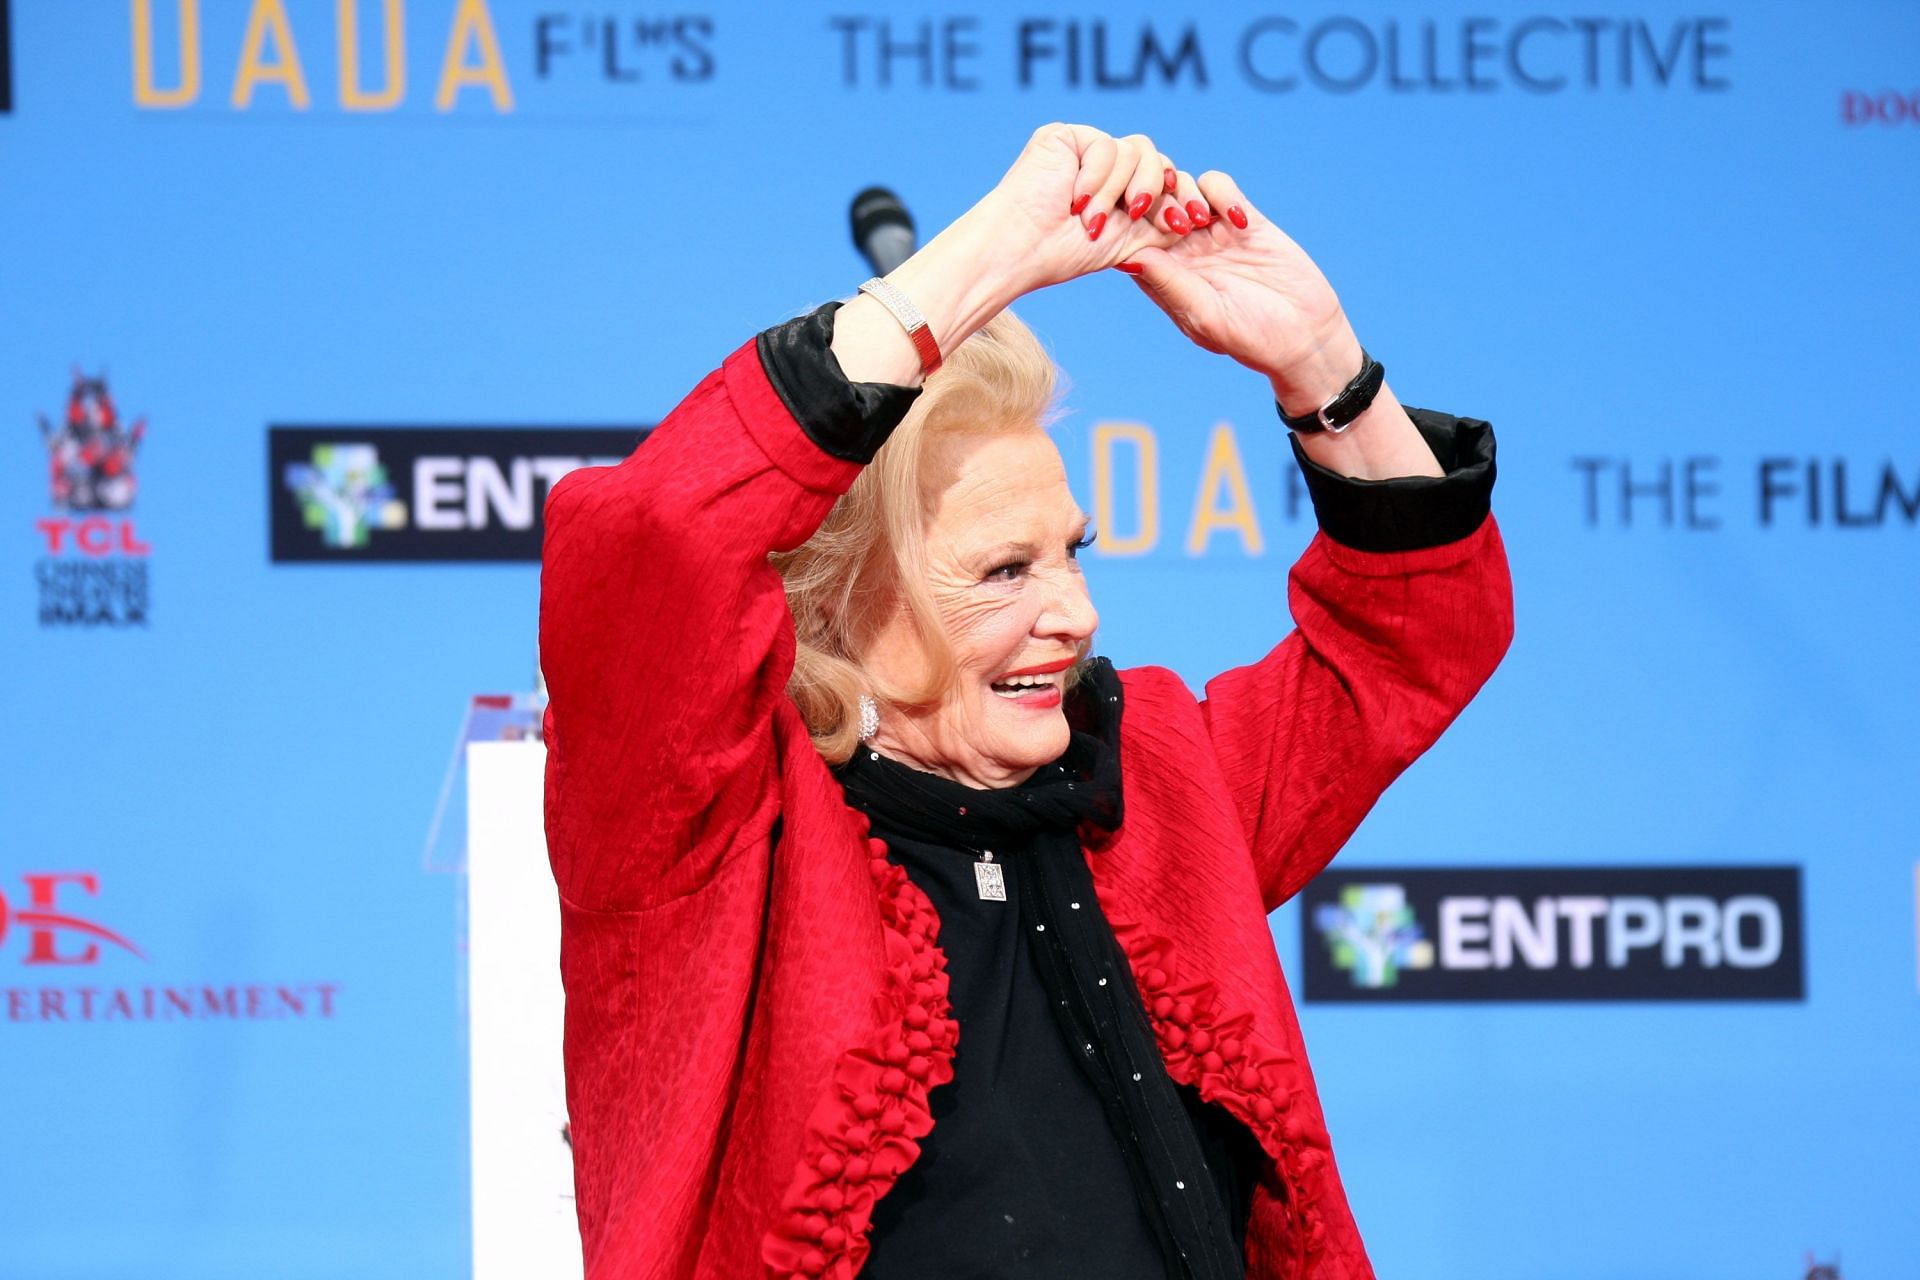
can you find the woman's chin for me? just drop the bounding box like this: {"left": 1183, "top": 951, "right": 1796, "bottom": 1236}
{"left": 983, "top": 712, "right": 1071, "bottom": 773}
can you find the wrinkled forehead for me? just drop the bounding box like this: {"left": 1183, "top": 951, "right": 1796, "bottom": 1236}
{"left": 923, "top": 429, "right": 1086, "bottom": 540}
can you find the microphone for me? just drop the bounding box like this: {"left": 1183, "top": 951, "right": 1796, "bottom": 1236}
{"left": 850, "top": 187, "right": 916, "bottom": 276}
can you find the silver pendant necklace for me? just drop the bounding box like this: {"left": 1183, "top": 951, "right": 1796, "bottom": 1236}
{"left": 972, "top": 849, "right": 1007, "bottom": 902}
{"left": 951, "top": 803, "right": 1007, "bottom": 903}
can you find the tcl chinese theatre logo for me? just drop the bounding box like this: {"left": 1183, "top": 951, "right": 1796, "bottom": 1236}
{"left": 32, "top": 368, "right": 153, "bottom": 627}
{"left": 1, "top": 872, "right": 341, "bottom": 1024}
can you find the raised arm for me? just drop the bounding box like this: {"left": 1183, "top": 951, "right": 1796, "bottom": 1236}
{"left": 539, "top": 124, "right": 1199, "bottom": 912}
{"left": 1199, "top": 418, "right": 1510, "bottom": 909}
{"left": 1119, "top": 168, "right": 1514, "bottom": 909}
{"left": 538, "top": 345, "right": 860, "bottom": 912}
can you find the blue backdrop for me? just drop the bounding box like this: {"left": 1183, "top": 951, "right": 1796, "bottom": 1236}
{"left": 4, "top": 2, "right": 1916, "bottom": 1277}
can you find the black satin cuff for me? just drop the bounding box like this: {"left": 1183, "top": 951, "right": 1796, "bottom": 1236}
{"left": 1287, "top": 408, "right": 1497, "bottom": 553}
{"left": 755, "top": 300, "right": 922, "bottom": 464}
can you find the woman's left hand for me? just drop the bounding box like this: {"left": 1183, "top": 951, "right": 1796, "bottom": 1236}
{"left": 1119, "top": 170, "right": 1361, "bottom": 413}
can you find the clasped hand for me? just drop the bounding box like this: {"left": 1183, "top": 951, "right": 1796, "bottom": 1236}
{"left": 978, "top": 123, "right": 1357, "bottom": 395}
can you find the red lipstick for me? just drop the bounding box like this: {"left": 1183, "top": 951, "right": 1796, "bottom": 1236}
{"left": 997, "top": 657, "right": 1076, "bottom": 679}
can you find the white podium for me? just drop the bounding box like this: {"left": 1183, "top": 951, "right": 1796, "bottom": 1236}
{"left": 461, "top": 709, "right": 582, "bottom": 1280}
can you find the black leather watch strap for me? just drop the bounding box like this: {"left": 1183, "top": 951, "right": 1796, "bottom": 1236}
{"left": 1276, "top": 349, "right": 1385, "bottom": 435}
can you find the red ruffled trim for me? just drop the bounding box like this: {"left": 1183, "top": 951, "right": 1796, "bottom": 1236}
{"left": 1096, "top": 905, "right": 1335, "bottom": 1272}
{"left": 760, "top": 811, "right": 959, "bottom": 1280}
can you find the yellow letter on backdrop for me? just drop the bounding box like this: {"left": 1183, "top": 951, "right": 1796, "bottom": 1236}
{"left": 436, "top": 0, "right": 514, "bottom": 112}
{"left": 339, "top": 0, "right": 405, "bottom": 111}
{"left": 132, "top": 0, "right": 201, "bottom": 108}
{"left": 1186, "top": 422, "right": 1264, "bottom": 556}
{"left": 1092, "top": 422, "right": 1160, "bottom": 556}
{"left": 231, "top": 0, "right": 312, "bottom": 109}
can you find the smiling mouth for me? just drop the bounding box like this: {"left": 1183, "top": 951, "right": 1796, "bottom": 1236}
{"left": 990, "top": 672, "right": 1063, "bottom": 700}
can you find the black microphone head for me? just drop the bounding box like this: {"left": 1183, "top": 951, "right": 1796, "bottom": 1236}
{"left": 851, "top": 186, "right": 914, "bottom": 251}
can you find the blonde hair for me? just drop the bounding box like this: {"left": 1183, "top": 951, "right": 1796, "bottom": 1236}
{"left": 772, "top": 308, "right": 1061, "bottom": 765}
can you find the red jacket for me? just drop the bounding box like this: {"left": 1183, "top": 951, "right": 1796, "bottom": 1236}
{"left": 539, "top": 337, "right": 1513, "bottom": 1280}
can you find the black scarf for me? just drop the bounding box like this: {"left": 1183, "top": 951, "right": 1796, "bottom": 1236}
{"left": 838, "top": 655, "right": 1126, "bottom": 843}
{"left": 836, "top": 657, "right": 1250, "bottom": 1280}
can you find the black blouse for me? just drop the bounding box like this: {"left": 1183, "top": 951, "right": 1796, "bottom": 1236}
{"left": 837, "top": 661, "right": 1261, "bottom": 1280}
{"left": 756, "top": 299, "right": 1496, "bottom": 1278}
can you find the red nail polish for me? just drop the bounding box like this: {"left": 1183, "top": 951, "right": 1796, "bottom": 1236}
{"left": 1069, "top": 192, "right": 1091, "bottom": 216}
{"left": 1164, "top": 206, "right": 1191, "bottom": 235}
{"left": 1114, "top": 262, "right": 1144, "bottom": 276}
{"left": 1163, "top": 167, "right": 1177, "bottom": 195}
{"left": 1226, "top": 205, "right": 1249, "bottom": 230}
{"left": 1127, "top": 192, "right": 1153, "bottom": 221}
{"left": 1087, "top": 212, "right": 1107, "bottom": 241}
{"left": 1186, "top": 200, "right": 1211, "bottom": 228}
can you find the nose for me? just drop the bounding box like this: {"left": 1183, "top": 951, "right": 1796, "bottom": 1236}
{"left": 1035, "top": 566, "right": 1099, "bottom": 650}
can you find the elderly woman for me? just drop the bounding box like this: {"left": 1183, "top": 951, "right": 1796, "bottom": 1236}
{"left": 539, "top": 124, "right": 1511, "bottom": 1280}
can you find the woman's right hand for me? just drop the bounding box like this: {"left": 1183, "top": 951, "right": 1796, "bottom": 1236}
{"left": 979, "top": 123, "right": 1188, "bottom": 293}
{"left": 833, "top": 124, "right": 1191, "bottom": 387}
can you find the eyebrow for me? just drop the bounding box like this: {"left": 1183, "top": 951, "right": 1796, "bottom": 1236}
{"left": 971, "top": 514, "right": 1093, "bottom": 566}
{"left": 973, "top": 540, "right": 1036, "bottom": 566}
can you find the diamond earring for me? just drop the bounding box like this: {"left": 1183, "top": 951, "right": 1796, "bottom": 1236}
{"left": 857, "top": 694, "right": 880, "bottom": 742}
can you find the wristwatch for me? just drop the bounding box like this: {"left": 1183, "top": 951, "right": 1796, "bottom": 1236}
{"left": 1276, "top": 349, "right": 1384, "bottom": 435}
